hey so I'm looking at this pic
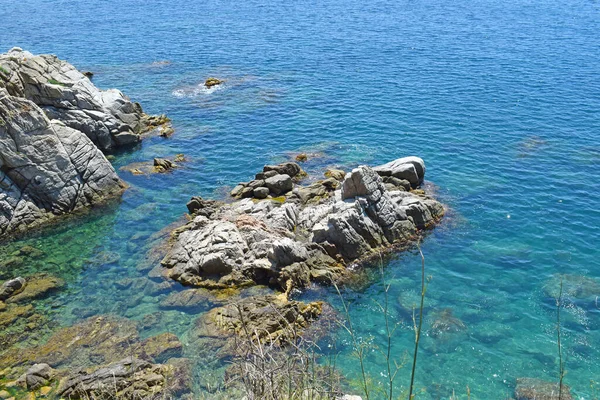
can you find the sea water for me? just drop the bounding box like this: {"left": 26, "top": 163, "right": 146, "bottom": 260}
{"left": 1, "top": 0, "right": 599, "bottom": 398}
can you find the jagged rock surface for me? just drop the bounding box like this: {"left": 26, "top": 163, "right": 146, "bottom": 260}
{"left": 0, "top": 47, "right": 168, "bottom": 151}
{"left": 162, "top": 158, "right": 444, "bottom": 291}
{"left": 57, "top": 356, "right": 191, "bottom": 400}
{"left": 0, "top": 89, "right": 124, "bottom": 235}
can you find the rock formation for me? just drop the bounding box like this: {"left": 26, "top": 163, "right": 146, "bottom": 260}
{"left": 0, "top": 48, "right": 170, "bottom": 236}
{"left": 0, "top": 89, "right": 125, "bottom": 235}
{"left": 161, "top": 157, "right": 444, "bottom": 292}
{"left": 0, "top": 47, "right": 170, "bottom": 151}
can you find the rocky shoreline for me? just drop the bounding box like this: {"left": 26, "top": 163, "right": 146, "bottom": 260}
{"left": 0, "top": 48, "right": 170, "bottom": 236}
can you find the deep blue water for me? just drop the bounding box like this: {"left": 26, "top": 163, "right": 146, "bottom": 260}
{"left": 1, "top": 0, "right": 600, "bottom": 398}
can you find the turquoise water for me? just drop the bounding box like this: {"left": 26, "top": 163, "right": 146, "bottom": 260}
{"left": 1, "top": 0, "right": 600, "bottom": 398}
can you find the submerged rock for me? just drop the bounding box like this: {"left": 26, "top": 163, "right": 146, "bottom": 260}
{"left": 515, "top": 377, "right": 572, "bottom": 400}
{"left": 0, "top": 48, "right": 171, "bottom": 151}
{"left": 5, "top": 274, "right": 64, "bottom": 303}
{"left": 162, "top": 158, "right": 443, "bottom": 292}
{"left": 21, "top": 363, "right": 54, "bottom": 390}
{"left": 198, "top": 295, "right": 323, "bottom": 344}
{"left": 0, "top": 314, "right": 183, "bottom": 370}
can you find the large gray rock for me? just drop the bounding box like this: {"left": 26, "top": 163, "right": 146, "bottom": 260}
{"left": 265, "top": 174, "right": 293, "bottom": 195}
{"left": 373, "top": 156, "right": 426, "bottom": 188}
{"left": 162, "top": 159, "right": 444, "bottom": 291}
{"left": 0, "top": 89, "right": 124, "bottom": 235}
{"left": 0, "top": 48, "right": 168, "bottom": 151}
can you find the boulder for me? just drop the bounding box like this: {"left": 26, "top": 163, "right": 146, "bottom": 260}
{"left": 0, "top": 277, "right": 26, "bottom": 301}
{"left": 373, "top": 156, "right": 426, "bottom": 188}
{"left": 23, "top": 363, "right": 54, "bottom": 390}
{"left": 0, "top": 90, "right": 125, "bottom": 235}
{"left": 263, "top": 162, "right": 303, "bottom": 179}
{"left": 5, "top": 274, "right": 64, "bottom": 303}
{"left": 0, "top": 48, "right": 170, "bottom": 151}
{"left": 253, "top": 186, "right": 270, "bottom": 199}
{"left": 265, "top": 174, "right": 293, "bottom": 195}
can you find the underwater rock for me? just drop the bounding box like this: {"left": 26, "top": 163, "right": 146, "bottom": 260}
{"left": 162, "top": 159, "right": 443, "bottom": 292}
{"left": 204, "top": 77, "right": 223, "bottom": 88}
{"left": 186, "top": 196, "right": 222, "bottom": 217}
{"left": 514, "top": 377, "right": 572, "bottom": 400}
{"left": 154, "top": 157, "right": 176, "bottom": 172}
{"left": 543, "top": 274, "right": 600, "bottom": 300}
{"left": 0, "top": 90, "right": 125, "bottom": 236}
{"left": 199, "top": 295, "right": 323, "bottom": 344}
{"left": 0, "top": 277, "right": 26, "bottom": 301}
{"left": 159, "top": 288, "right": 216, "bottom": 309}
{"left": 0, "top": 48, "right": 171, "bottom": 151}
{"left": 429, "top": 308, "right": 467, "bottom": 338}
{"left": 0, "top": 315, "right": 139, "bottom": 368}
{"left": 133, "top": 332, "right": 183, "bottom": 363}
{"left": 5, "top": 274, "right": 64, "bottom": 304}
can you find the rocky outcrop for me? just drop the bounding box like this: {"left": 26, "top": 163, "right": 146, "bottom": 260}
{"left": 0, "top": 48, "right": 170, "bottom": 151}
{"left": 161, "top": 157, "right": 444, "bottom": 292}
{"left": 57, "top": 356, "right": 190, "bottom": 399}
{"left": 0, "top": 89, "right": 125, "bottom": 235}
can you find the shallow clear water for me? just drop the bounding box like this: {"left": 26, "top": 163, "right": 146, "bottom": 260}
{"left": 1, "top": 0, "right": 600, "bottom": 398}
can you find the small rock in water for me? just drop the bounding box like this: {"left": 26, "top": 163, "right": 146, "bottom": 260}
{"left": 253, "top": 186, "right": 270, "bottom": 199}
{"left": 295, "top": 153, "right": 308, "bottom": 162}
{"left": 153, "top": 158, "right": 176, "bottom": 172}
{"left": 0, "top": 277, "right": 27, "bottom": 301}
{"left": 429, "top": 308, "right": 467, "bottom": 338}
{"left": 5, "top": 275, "right": 64, "bottom": 304}
{"left": 204, "top": 77, "right": 223, "bottom": 88}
